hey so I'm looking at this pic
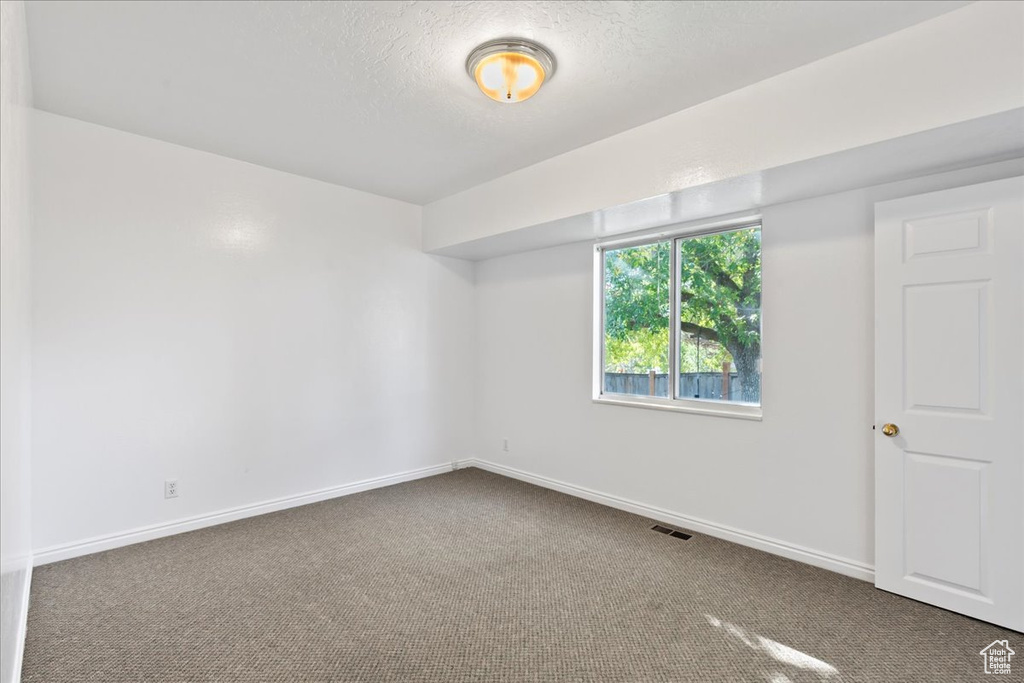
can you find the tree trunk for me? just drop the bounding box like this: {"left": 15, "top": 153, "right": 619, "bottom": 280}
{"left": 728, "top": 344, "right": 760, "bottom": 403}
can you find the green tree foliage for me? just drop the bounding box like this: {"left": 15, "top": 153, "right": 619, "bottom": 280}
{"left": 603, "top": 228, "right": 761, "bottom": 402}
{"left": 603, "top": 241, "right": 670, "bottom": 373}
{"left": 604, "top": 327, "right": 669, "bottom": 373}
{"left": 678, "top": 228, "right": 761, "bottom": 402}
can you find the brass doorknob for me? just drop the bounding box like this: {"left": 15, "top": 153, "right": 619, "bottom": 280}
{"left": 881, "top": 423, "right": 900, "bottom": 437}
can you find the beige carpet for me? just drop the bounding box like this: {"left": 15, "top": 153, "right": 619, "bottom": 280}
{"left": 22, "top": 468, "right": 1020, "bottom": 682}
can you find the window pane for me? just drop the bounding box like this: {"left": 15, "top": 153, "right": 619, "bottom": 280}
{"left": 677, "top": 226, "right": 761, "bottom": 405}
{"left": 603, "top": 241, "right": 671, "bottom": 398}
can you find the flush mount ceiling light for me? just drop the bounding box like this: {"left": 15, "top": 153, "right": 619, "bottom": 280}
{"left": 466, "top": 38, "right": 556, "bottom": 104}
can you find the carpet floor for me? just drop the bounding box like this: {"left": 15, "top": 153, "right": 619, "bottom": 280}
{"left": 22, "top": 468, "right": 1020, "bottom": 682}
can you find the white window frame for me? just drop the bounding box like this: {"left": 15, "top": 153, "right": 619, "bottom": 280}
{"left": 593, "top": 216, "right": 763, "bottom": 420}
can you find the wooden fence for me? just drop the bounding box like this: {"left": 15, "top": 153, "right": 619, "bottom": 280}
{"left": 604, "top": 370, "right": 739, "bottom": 400}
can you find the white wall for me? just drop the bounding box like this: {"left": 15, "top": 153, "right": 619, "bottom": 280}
{"left": 30, "top": 112, "right": 475, "bottom": 556}
{"left": 15, "top": 0, "right": 1024, "bottom": 601}
{"left": 474, "top": 160, "right": 1023, "bottom": 577}
{"left": 424, "top": 1, "right": 1024, "bottom": 252}
{"left": 0, "top": 1, "right": 33, "bottom": 681}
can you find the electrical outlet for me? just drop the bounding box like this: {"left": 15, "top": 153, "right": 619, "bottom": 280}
{"left": 502, "top": 438, "right": 510, "bottom": 452}
{"left": 164, "top": 479, "right": 179, "bottom": 499}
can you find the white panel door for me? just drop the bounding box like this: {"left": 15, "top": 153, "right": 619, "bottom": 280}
{"left": 875, "top": 176, "right": 1023, "bottom": 631}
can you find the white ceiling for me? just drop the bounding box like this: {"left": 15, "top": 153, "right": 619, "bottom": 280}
{"left": 25, "top": 0, "right": 970, "bottom": 204}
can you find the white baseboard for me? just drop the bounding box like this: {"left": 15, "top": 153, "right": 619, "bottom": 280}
{"left": 33, "top": 462, "right": 455, "bottom": 566}
{"left": 32, "top": 458, "right": 873, "bottom": 582}
{"left": 464, "top": 458, "right": 875, "bottom": 582}
{"left": 12, "top": 563, "right": 32, "bottom": 683}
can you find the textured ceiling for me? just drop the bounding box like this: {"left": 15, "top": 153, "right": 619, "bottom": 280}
{"left": 25, "top": 0, "right": 970, "bottom": 204}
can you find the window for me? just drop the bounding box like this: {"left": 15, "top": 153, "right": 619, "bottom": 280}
{"left": 596, "top": 222, "right": 762, "bottom": 418}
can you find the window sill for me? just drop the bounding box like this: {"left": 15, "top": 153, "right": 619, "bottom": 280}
{"left": 592, "top": 395, "right": 763, "bottom": 421}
